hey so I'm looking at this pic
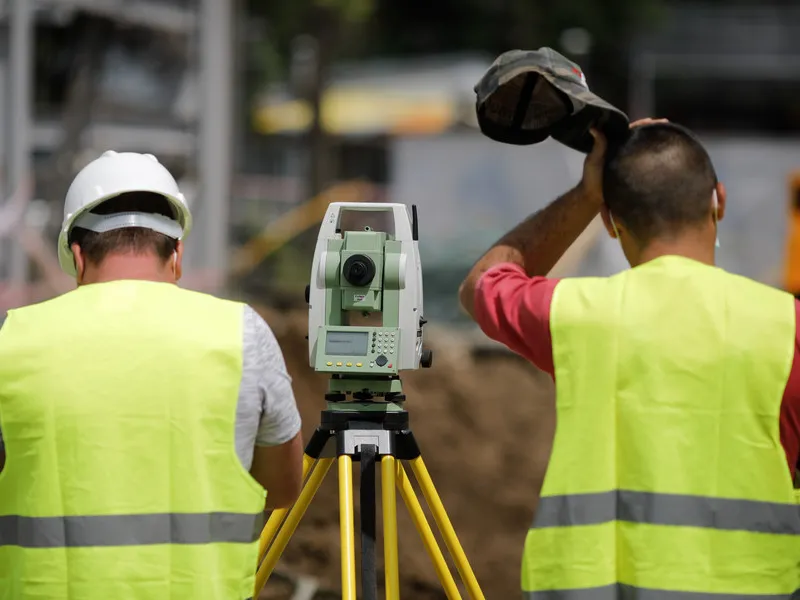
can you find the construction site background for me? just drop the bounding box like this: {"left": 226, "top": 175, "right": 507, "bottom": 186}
{"left": 1, "top": 1, "right": 799, "bottom": 598}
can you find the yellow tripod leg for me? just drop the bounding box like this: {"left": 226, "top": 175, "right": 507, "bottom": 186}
{"left": 381, "top": 456, "right": 400, "bottom": 600}
{"left": 257, "top": 454, "right": 316, "bottom": 562}
{"left": 409, "top": 457, "right": 485, "bottom": 600}
{"left": 396, "top": 463, "right": 462, "bottom": 600}
{"left": 253, "top": 457, "right": 334, "bottom": 596}
{"left": 339, "top": 455, "right": 357, "bottom": 600}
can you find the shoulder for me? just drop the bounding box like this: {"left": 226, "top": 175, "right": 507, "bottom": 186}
{"left": 548, "top": 273, "right": 619, "bottom": 309}
{"left": 472, "top": 263, "right": 560, "bottom": 375}
{"left": 241, "top": 304, "right": 287, "bottom": 368}
{"left": 174, "top": 286, "right": 248, "bottom": 312}
{"left": 476, "top": 263, "right": 561, "bottom": 301}
{"left": 242, "top": 304, "right": 277, "bottom": 344}
{"left": 474, "top": 262, "right": 561, "bottom": 317}
{"left": 720, "top": 269, "right": 796, "bottom": 307}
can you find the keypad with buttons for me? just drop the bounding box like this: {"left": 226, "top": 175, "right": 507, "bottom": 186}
{"left": 370, "top": 329, "right": 398, "bottom": 368}
{"left": 318, "top": 327, "right": 399, "bottom": 372}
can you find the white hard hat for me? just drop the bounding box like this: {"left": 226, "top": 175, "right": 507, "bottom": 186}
{"left": 57, "top": 150, "right": 193, "bottom": 276}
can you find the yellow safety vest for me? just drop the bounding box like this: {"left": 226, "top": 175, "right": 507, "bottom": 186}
{"left": 522, "top": 255, "right": 800, "bottom": 598}
{"left": 0, "top": 280, "right": 266, "bottom": 600}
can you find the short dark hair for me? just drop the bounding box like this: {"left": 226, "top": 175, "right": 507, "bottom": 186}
{"left": 602, "top": 122, "right": 717, "bottom": 243}
{"left": 69, "top": 192, "right": 178, "bottom": 266}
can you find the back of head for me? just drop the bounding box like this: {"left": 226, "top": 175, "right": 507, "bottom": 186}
{"left": 69, "top": 192, "right": 179, "bottom": 267}
{"left": 602, "top": 122, "right": 717, "bottom": 244}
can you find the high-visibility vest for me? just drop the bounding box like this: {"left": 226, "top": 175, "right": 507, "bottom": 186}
{"left": 0, "top": 280, "right": 266, "bottom": 600}
{"left": 522, "top": 255, "right": 800, "bottom": 599}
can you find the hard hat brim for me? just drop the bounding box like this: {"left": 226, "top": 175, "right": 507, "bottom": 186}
{"left": 58, "top": 190, "right": 192, "bottom": 277}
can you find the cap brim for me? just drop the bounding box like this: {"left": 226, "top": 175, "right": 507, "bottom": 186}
{"left": 521, "top": 72, "right": 629, "bottom": 153}
{"left": 474, "top": 49, "right": 630, "bottom": 153}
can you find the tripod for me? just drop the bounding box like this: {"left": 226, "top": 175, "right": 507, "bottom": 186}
{"left": 252, "top": 402, "right": 485, "bottom": 600}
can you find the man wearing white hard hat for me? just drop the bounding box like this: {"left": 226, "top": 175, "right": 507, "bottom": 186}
{"left": 0, "top": 151, "right": 303, "bottom": 599}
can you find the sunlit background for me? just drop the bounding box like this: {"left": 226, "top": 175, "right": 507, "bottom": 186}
{"left": 2, "top": 1, "right": 799, "bottom": 323}
{"left": 1, "top": 1, "right": 799, "bottom": 598}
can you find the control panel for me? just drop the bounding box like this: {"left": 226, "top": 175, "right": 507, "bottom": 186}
{"left": 315, "top": 326, "right": 400, "bottom": 374}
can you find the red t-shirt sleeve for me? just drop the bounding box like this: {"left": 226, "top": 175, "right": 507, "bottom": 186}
{"left": 779, "top": 300, "right": 800, "bottom": 473}
{"left": 472, "top": 263, "right": 558, "bottom": 377}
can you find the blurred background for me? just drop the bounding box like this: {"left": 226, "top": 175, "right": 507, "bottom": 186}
{"left": 0, "top": 0, "right": 799, "bottom": 598}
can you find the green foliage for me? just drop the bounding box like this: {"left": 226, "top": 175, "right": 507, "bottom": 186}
{"left": 248, "top": 35, "right": 285, "bottom": 89}
{"left": 246, "top": 0, "right": 375, "bottom": 54}
{"left": 245, "top": 0, "right": 378, "bottom": 95}
{"left": 247, "top": 0, "right": 669, "bottom": 68}
{"left": 359, "top": 0, "right": 666, "bottom": 58}
{"left": 313, "top": 0, "right": 374, "bottom": 24}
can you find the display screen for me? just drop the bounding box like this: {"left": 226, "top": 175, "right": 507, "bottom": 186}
{"left": 325, "top": 331, "right": 369, "bottom": 356}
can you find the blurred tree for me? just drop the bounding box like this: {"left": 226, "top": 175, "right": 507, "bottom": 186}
{"left": 243, "top": 0, "right": 377, "bottom": 300}
{"left": 247, "top": 0, "right": 375, "bottom": 199}
{"left": 37, "top": 13, "right": 114, "bottom": 218}
{"left": 365, "top": 0, "right": 667, "bottom": 110}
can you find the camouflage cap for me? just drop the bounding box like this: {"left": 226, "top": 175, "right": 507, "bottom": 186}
{"left": 474, "top": 47, "right": 629, "bottom": 153}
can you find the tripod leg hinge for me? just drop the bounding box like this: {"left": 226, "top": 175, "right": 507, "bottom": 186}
{"left": 305, "top": 427, "right": 333, "bottom": 459}
{"left": 394, "top": 430, "right": 421, "bottom": 460}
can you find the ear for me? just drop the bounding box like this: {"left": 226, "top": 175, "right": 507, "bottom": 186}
{"left": 71, "top": 242, "right": 86, "bottom": 284}
{"left": 173, "top": 240, "right": 184, "bottom": 282}
{"left": 714, "top": 181, "right": 727, "bottom": 222}
{"left": 600, "top": 205, "right": 618, "bottom": 239}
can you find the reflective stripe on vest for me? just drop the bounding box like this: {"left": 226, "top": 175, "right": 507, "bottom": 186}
{"left": 534, "top": 490, "right": 800, "bottom": 535}
{"left": 522, "top": 256, "right": 800, "bottom": 598}
{"left": 524, "top": 585, "right": 800, "bottom": 599}
{"left": 0, "top": 281, "right": 267, "bottom": 600}
{"left": 0, "top": 512, "right": 262, "bottom": 547}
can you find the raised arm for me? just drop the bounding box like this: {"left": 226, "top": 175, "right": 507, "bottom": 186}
{"left": 458, "top": 128, "right": 607, "bottom": 319}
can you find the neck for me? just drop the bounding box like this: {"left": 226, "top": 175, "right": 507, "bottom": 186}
{"left": 629, "top": 229, "right": 717, "bottom": 268}
{"left": 80, "top": 255, "right": 175, "bottom": 285}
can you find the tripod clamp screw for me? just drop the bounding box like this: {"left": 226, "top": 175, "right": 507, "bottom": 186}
{"left": 421, "top": 348, "right": 433, "bottom": 368}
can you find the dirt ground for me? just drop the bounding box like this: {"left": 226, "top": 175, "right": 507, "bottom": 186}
{"left": 256, "top": 308, "right": 557, "bottom": 600}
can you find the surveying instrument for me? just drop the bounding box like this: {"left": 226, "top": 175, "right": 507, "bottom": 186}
{"left": 253, "top": 203, "right": 485, "bottom": 600}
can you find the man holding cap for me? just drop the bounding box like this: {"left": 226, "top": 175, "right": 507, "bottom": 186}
{"left": 462, "top": 47, "right": 800, "bottom": 599}
{"left": 0, "top": 151, "right": 303, "bottom": 599}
